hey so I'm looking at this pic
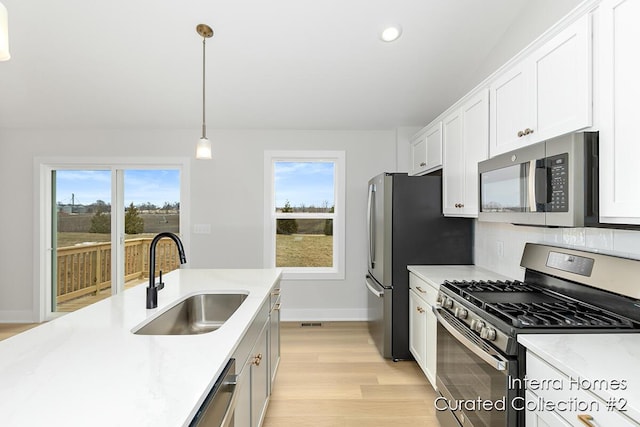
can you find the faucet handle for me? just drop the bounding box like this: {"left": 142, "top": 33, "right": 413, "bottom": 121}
{"left": 156, "top": 270, "right": 165, "bottom": 290}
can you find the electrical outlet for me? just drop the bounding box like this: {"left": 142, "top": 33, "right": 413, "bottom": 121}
{"left": 193, "top": 224, "right": 211, "bottom": 234}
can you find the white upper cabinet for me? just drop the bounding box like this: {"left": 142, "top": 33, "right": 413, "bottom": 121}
{"left": 489, "top": 62, "right": 532, "bottom": 155}
{"left": 598, "top": 0, "right": 640, "bottom": 224}
{"left": 443, "top": 89, "right": 489, "bottom": 217}
{"left": 490, "top": 14, "right": 592, "bottom": 157}
{"left": 409, "top": 121, "right": 443, "bottom": 176}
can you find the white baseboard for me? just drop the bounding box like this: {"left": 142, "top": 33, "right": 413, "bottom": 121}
{"left": 0, "top": 310, "right": 37, "bottom": 323}
{"left": 280, "top": 308, "right": 369, "bottom": 322}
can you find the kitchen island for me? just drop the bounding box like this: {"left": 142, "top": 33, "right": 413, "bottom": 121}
{"left": 0, "top": 268, "right": 281, "bottom": 426}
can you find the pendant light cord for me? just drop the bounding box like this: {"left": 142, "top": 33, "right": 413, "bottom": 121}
{"left": 201, "top": 36, "right": 207, "bottom": 139}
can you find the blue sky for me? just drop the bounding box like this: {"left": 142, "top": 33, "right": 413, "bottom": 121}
{"left": 274, "top": 162, "right": 334, "bottom": 209}
{"left": 55, "top": 170, "right": 180, "bottom": 207}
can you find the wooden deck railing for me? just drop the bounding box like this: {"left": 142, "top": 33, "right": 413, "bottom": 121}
{"left": 56, "top": 238, "right": 180, "bottom": 303}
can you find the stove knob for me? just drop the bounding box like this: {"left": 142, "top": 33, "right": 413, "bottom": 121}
{"left": 480, "top": 327, "right": 497, "bottom": 341}
{"left": 444, "top": 298, "right": 454, "bottom": 309}
{"left": 454, "top": 307, "right": 468, "bottom": 319}
{"left": 470, "top": 319, "right": 485, "bottom": 332}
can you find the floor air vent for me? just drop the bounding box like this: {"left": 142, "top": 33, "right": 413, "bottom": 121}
{"left": 300, "top": 322, "right": 323, "bottom": 327}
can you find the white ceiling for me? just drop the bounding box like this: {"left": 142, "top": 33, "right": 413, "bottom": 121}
{"left": 0, "top": 0, "right": 537, "bottom": 130}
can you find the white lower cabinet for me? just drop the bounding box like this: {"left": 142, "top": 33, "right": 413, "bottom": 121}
{"left": 269, "top": 288, "right": 281, "bottom": 391}
{"left": 524, "top": 390, "right": 571, "bottom": 427}
{"left": 408, "top": 272, "right": 438, "bottom": 387}
{"left": 232, "top": 281, "right": 280, "bottom": 427}
{"left": 525, "top": 352, "right": 639, "bottom": 427}
{"left": 409, "top": 289, "right": 427, "bottom": 368}
{"left": 250, "top": 322, "right": 269, "bottom": 427}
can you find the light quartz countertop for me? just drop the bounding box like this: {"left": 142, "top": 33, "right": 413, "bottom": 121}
{"left": 407, "top": 264, "right": 512, "bottom": 287}
{"left": 0, "top": 268, "right": 281, "bottom": 427}
{"left": 519, "top": 334, "right": 640, "bottom": 423}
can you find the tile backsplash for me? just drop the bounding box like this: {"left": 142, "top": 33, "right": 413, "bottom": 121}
{"left": 474, "top": 221, "right": 640, "bottom": 280}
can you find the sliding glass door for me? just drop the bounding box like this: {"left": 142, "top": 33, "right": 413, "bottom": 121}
{"left": 49, "top": 167, "right": 181, "bottom": 314}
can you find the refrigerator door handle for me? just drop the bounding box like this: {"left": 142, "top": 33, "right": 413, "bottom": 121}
{"left": 365, "top": 276, "right": 384, "bottom": 298}
{"left": 367, "top": 183, "right": 376, "bottom": 269}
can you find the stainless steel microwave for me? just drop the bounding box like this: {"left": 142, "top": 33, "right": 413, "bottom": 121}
{"left": 478, "top": 132, "right": 598, "bottom": 227}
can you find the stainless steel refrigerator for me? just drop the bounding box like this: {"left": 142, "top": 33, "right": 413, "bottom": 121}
{"left": 365, "top": 172, "right": 473, "bottom": 360}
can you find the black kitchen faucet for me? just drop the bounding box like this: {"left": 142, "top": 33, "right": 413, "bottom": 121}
{"left": 146, "top": 232, "right": 187, "bottom": 309}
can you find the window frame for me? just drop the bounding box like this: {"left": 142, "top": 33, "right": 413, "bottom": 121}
{"left": 263, "top": 150, "right": 345, "bottom": 280}
{"left": 34, "top": 156, "right": 190, "bottom": 321}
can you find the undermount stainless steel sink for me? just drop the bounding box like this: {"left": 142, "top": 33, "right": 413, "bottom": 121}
{"left": 133, "top": 293, "right": 248, "bottom": 335}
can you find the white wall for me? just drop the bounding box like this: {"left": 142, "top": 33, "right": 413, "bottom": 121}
{"left": 0, "top": 128, "right": 396, "bottom": 322}
{"left": 475, "top": 221, "right": 640, "bottom": 280}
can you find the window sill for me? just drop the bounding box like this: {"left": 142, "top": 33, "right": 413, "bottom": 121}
{"left": 280, "top": 267, "right": 344, "bottom": 281}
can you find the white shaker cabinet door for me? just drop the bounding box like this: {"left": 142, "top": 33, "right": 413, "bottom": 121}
{"left": 442, "top": 109, "right": 464, "bottom": 215}
{"left": 408, "top": 289, "right": 427, "bottom": 370}
{"left": 443, "top": 89, "right": 489, "bottom": 217}
{"left": 532, "top": 13, "right": 592, "bottom": 143}
{"left": 489, "top": 62, "right": 533, "bottom": 156}
{"left": 410, "top": 121, "right": 443, "bottom": 176}
{"left": 599, "top": 0, "right": 640, "bottom": 225}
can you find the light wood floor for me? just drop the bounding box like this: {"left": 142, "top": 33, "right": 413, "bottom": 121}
{"left": 0, "top": 323, "right": 39, "bottom": 341}
{"left": 264, "top": 322, "right": 439, "bottom": 427}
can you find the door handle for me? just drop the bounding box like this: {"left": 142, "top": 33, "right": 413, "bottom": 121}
{"left": 365, "top": 277, "right": 383, "bottom": 298}
{"left": 367, "top": 183, "right": 376, "bottom": 269}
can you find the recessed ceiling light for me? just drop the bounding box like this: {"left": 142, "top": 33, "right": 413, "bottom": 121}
{"left": 380, "top": 25, "right": 402, "bottom": 42}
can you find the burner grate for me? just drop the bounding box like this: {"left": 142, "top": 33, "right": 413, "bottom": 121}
{"left": 486, "top": 301, "right": 635, "bottom": 328}
{"left": 444, "top": 279, "right": 538, "bottom": 293}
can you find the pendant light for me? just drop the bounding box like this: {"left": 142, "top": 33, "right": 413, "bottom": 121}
{"left": 0, "top": 2, "right": 10, "bottom": 61}
{"left": 195, "top": 24, "right": 213, "bottom": 159}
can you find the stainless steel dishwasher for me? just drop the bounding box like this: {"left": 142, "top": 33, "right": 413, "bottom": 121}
{"left": 189, "top": 358, "right": 238, "bottom": 427}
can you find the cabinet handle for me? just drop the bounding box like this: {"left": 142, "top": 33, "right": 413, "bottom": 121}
{"left": 271, "top": 289, "right": 281, "bottom": 296}
{"left": 517, "top": 128, "right": 534, "bottom": 137}
{"left": 577, "top": 414, "right": 594, "bottom": 427}
{"left": 420, "top": 162, "right": 427, "bottom": 167}
{"left": 416, "top": 306, "right": 425, "bottom": 314}
{"left": 252, "top": 353, "right": 263, "bottom": 366}
{"left": 416, "top": 286, "right": 427, "bottom": 294}
{"left": 274, "top": 303, "right": 281, "bottom": 311}
{"left": 454, "top": 203, "right": 464, "bottom": 208}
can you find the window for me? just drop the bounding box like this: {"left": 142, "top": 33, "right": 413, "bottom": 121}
{"left": 264, "top": 151, "right": 345, "bottom": 280}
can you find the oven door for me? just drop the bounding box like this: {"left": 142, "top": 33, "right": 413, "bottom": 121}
{"left": 434, "top": 308, "right": 520, "bottom": 427}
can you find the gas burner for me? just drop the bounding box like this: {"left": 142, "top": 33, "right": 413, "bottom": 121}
{"left": 486, "top": 301, "right": 635, "bottom": 328}
{"left": 444, "top": 279, "right": 538, "bottom": 294}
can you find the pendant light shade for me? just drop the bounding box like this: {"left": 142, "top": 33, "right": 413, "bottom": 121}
{"left": 0, "top": 2, "right": 10, "bottom": 61}
{"left": 196, "top": 137, "right": 212, "bottom": 159}
{"left": 195, "top": 24, "right": 213, "bottom": 160}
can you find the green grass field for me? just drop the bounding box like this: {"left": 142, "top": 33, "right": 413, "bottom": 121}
{"left": 276, "top": 234, "right": 333, "bottom": 267}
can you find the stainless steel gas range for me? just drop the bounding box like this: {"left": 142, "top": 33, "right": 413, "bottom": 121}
{"left": 434, "top": 243, "right": 640, "bottom": 427}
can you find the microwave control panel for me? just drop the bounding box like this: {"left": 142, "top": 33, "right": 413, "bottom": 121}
{"left": 547, "top": 153, "right": 568, "bottom": 212}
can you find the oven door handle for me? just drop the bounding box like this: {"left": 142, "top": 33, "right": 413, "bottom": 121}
{"left": 365, "top": 276, "right": 384, "bottom": 298}
{"left": 434, "top": 307, "right": 508, "bottom": 371}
